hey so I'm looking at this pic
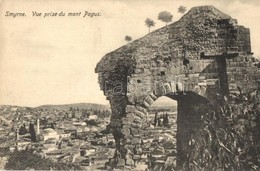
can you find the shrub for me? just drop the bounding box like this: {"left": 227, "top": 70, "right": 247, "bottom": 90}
{"left": 185, "top": 88, "right": 259, "bottom": 170}
{"left": 5, "top": 149, "right": 81, "bottom": 170}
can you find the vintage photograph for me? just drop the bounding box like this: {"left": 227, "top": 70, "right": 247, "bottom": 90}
{"left": 0, "top": 0, "right": 259, "bottom": 170}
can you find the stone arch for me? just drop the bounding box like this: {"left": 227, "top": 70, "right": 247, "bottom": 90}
{"left": 108, "top": 86, "right": 213, "bottom": 169}
{"left": 142, "top": 83, "right": 210, "bottom": 109}
{"left": 141, "top": 90, "right": 212, "bottom": 167}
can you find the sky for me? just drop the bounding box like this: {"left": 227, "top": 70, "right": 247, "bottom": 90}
{"left": 0, "top": 0, "right": 260, "bottom": 107}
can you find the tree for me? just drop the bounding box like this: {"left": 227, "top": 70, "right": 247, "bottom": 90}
{"left": 29, "top": 123, "right": 36, "bottom": 142}
{"left": 158, "top": 11, "right": 173, "bottom": 26}
{"left": 163, "top": 113, "right": 169, "bottom": 127}
{"left": 50, "top": 123, "right": 55, "bottom": 129}
{"left": 154, "top": 112, "right": 158, "bottom": 127}
{"left": 19, "top": 124, "right": 28, "bottom": 135}
{"left": 125, "top": 35, "right": 132, "bottom": 43}
{"left": 178, "top": 6, "right": 187, "bottom": 14}
{"left": 145, "top": 18, "right": 155, "bottom": 33}
{"left": 157, "top": 117, "right": 162, "bottom": 127}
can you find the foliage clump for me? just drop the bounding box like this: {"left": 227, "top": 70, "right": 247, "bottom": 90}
{"left": 125, "top": 35, "right": 132, "bottom": 43}
{"left": 185, "top": 87, "right": 259, "bottom": 170}
{"left": 158, "top": 11, "right": 173, "bottom": 26}
{"left": 145, "top": 18, "right": 155, "bottom": 33}
{"left": 178, "top": 6, "right": 187, "bottom": 14}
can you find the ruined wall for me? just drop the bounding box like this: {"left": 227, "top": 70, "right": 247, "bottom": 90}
{"left": 95, "top": 5, "right": 260, "bottom": 169}
{"left": 125, "top": 6, "right": 257, "bottom": 105}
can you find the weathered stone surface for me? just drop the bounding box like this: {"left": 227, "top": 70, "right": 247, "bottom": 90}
{"left": 144, "top": 95, "right": 154, "bottom": 105}
{"left": 130, "top": 127, "right": 141, "bottom": 137}
{"left": 127, "top": 94, "right": 136, "bottom": 105}
{"left": 125, "top": 148, "right": 134, "bottom": 155}
{"left": 132, "top": 134, "right": 141, "bottom": 138}
{"left": 133, "top": 155, "right": 141, "bottom": 160}
{"left": 122, "top": 126, "right": 131, "bottom": 139}
{"left": 117, "top": 159, "right": 126, "bottom": 167}
{"left": 163, "top": 83, "right": 173, "bottom": 94}
{"left": 133, "top": 117, "right": 142, "bottom": 124}
{"left": 136, "top": 106, "right": 147, "bottom": 114}
{"left": 199, "top": 86, "right": 207, "bottom": 96}
{"left": 143, "top": 101, "right": 150, "bottom": 108}
{"left": 125, "top": 156, "right": 134, "bottom": 166}
{"left": 131, "top": 138, "right": 141, "bottom": 145}
{"left": 151, "top": 146, "right": 165, "bottom": 155}
{"left": 149, "top": 92, "right": 158, "bottom": 100}
{"left": 126, "top": 105, "right": 136, "bottom": 113}
{"left": 122, "top": 113, "right": 135, "bottom": 125}
{"left": 105, "top": 163, "right": 112, "bottom": 170}
{"left": 154, "top": 85, "right": 164, "bottom": 96}
{"left": 131, "top": 122, "right": 141, "bottom": 129}
{"left": 134, "top": 110, "right": 146, "bottom": 120}
{"left": 135, "top": 147, "right": 143, "bottom": 155}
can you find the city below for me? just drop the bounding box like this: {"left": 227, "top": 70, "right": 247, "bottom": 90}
{"left": 0, "top": 102, "right": 178, "bottom": 170}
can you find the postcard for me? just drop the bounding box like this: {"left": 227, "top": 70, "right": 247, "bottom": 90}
{"left": 0, "top": 0, "right": 259, "bottom": 170}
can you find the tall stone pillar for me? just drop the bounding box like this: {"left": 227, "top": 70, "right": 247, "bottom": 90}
{"left": 108, "top": 96, "right": 146, "bottom": 168}
{"left": 16, "top": 128, "right": 19, "bottom": 141}
{"left": 109, "top": 95, "right": 127, "bottom": 157}
{"left": 37, "top": 117, "right": 40, "bottom": 135}
{"left": 122, "top": 105, "right": 147, "bottom": 166}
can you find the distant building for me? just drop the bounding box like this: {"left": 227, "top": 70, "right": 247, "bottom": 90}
{"left": 36, "top": 117, "right": 40, "bottom": 135}
{"left": 16, "top": 139, "right": 31, "bottom": 151}
{"left": 72, "top": 122, "right": 87, "bottom": 126}
{"left": 45, "top": 149, "right": 64, "bottom": 159}
{"left": 80, "top": 144, "right": 97, "bottom": 156}
{"left": 60, "top": 132, "right": 71, "bottom": 140}
{"left": 43, "top": 128, "right": 59, "bottom": 142}
{"left": 64, "top": 127, "right": 77, "bottom": 138}
{"left": 83, "top": 127, "right": 90, "bottom": 132}
{"left": 88, "top": 115, "right": 97, "bottom": 120}
{"left": 43, "top": 140, "right": 57, "bottom": 152}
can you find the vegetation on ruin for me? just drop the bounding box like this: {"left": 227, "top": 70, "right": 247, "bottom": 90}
{"left": 125, "top": 35, "right": 132, "bottom": 43}
{"left": 178, "top": 6, "right": 187, "bottom": 14}
{"left": 184, "top": 87, "right": 259, "bottom": 170}
{"left": 145, "top": 18, "right": 155, "bottom": 33}
{"left": 158, "top": 11, "right": 173, "bottom": 26}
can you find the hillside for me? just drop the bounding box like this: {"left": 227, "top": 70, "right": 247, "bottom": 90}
{"left": 37, "top": 103, "right": 111, "bottom": 111}
{"left": 0, "top": 103, "right": 111, "bottom": 112}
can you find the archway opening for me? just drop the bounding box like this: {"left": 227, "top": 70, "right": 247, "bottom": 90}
{"left": 140, "top": 92, "right": 212, "bottom": 170}
{"left": 148, "top": 96, "right": 177, "bottom": 130}
{"left": 141, "top": 96, "right": 178, "bottom": 170}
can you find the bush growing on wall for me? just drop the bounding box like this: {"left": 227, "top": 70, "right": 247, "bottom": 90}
{"left": 185, "top": 87, "right": 259, "bottom": 170}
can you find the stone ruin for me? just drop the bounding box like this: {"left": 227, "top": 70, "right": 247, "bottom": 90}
{"left": 95, "top": 5, "right": 260, "bottom": 169}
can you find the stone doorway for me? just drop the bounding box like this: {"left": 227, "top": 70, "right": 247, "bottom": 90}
{"left": 106, "top": 90, "right": 212, "bottom": 170}
{"left": 144, "top": 96, "right": 178, "bottom": 170}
